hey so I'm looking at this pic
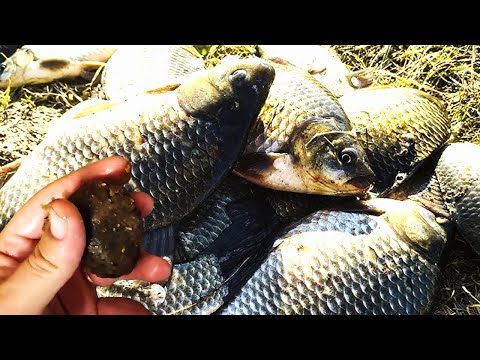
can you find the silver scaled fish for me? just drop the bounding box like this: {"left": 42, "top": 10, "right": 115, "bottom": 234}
{"left": 339, "top": 87, "right": 451, "bottom": 194}
{"left": 257, "top": 45, "right": 373, "bottom": 97}
{"left": 234, "top": 59, "right": 375, "bottom": 196}
{"left": 0, "top": 45, "right": 118, "bottom": 88}
{"left": 101, "top": 45, "right": 206, "bottom": 101}
{"left": 0, "top": 58, "right": 275, "bottom": 259}
{"left": 99, "top": 197, "right": 450, "bottom": 315}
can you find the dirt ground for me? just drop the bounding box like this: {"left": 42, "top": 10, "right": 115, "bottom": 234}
{"left": 0, "top": 81, "right": 96, "bottom": 186}
{"left": 0, "top": 45, "right": 479, "bottom": 314}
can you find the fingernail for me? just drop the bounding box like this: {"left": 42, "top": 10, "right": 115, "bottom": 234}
{"left": 83, "top": 269, "right": 94, "bottom": 284}
{"left": 49, "top": 208, "right": 68, "bottom": 240}
{"left": 161, "top": 256, "right": 173, "bottom": 267}
{"left": 124, "top": 162, "right": 131, "bottom": 175}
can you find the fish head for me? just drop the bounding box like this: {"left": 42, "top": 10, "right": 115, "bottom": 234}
{"left": 290, "top": 117, "right": 375, "bottom": 196}
{"left": 365, "top": 198, "right": 451, "bottom": 264}
{"left": 178, "top": 57, "right": 275, "bottom": 130}
{"left": 177, "top": 58, "right": 275, "bottom": 178}
{"left": 0, "top": 48, "right": 35, "bottom": 88}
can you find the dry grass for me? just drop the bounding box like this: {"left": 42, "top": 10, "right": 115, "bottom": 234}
{"left": 1, "top": 45, "right": 479, "bottom": 314}
{"left": 202, "top": 45, "right": 258, "bottom": 69}
{"left": 0, "top": 81, "right": 99, "bottom": 166}
{"left": 333, "top": 45, "right": 480, "bottom": 143}
{"left": 0, "top": 80, "right": 98, "bottom": 188}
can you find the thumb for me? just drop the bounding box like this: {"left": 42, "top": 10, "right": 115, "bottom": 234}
{"left": 0, "top": 199, "right": 86, "bottom": 314}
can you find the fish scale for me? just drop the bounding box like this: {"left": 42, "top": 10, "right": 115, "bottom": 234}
{"left": 220, "top": 233, "right": 436, "bottom": 315}
{"left": 219, "top": 200, "right": 445, "bottom": 315}
{"left": 236, "top": 60, "right": 374, "bottom": 196}
{"left": 102, "top": 45, "right": 206, "bottom": 101}
{"left": 0, "top": 59, "right": 275, "bottom": 232}
{"left": 282, "top": 210, "right": 378, "bottom": 237}
{"left": 174, "top": 176, "right": 353, "bottom": 262}
{"left": 245, "top": 61, "right": 350, "bottom": 154}
{"left": 339, "top": 87, "right": 451, "bottom": 193}
{"left": 433, "top": 142, "right": 480, "bottom": 254}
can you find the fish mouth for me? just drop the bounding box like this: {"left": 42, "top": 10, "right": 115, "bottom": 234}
{"left": 252, "top": 63, "right": 275, "bottom": 95}
{"left": 303, "top": 169, "right": 373, "bottom": 196}
{"left": 345, "top": 176, "right": 374, "bottom": 194}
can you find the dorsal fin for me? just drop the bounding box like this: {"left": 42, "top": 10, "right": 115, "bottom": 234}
{"left": 145, "top": 83, "right": 181, "bottom": 95}
{"left": 73, "top": 101, "right": 120, "bottom": 119}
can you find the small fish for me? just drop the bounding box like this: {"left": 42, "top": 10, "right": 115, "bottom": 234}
{"left": 234, "top": 59, "right": 374, "bottom": 196}
{"left": 257, "top": 45, "right": 374, "bottom": 97}
{"left": 339, "top": 87, "right": 451, "bottom": 194}
{"left": 0, "top": 45, "right": 118, "bottom": 88}
{"left": 0, "top": 58, "right": 275, "bottom": 260}
{"left": 101, "top": 45, "right": 206, "bottom": 101}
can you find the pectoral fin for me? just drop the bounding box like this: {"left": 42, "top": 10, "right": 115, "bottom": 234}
{"left": 234, "top": 152, "right": 308, "bottom": 193}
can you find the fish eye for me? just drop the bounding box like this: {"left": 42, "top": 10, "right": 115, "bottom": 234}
{"left": 0, "top": 63, "right": 5, "bottom": 72}
{"left": 339, "top": 148, "right": 358, "bottom": 165}
{"left": 229, "top": 69, "right": 248, "bottom": 87}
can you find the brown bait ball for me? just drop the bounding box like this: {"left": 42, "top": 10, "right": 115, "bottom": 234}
{"left": 69, "top": 180, "right": 143, "bottom": 278}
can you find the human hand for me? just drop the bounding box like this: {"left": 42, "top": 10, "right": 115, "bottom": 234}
{"left": 0, "top": 156, "right": 171, "bottom": 315}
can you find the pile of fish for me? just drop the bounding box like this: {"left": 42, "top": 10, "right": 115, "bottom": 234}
{"left": 0, "top": 45, "right": 479, "bottom": 315}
